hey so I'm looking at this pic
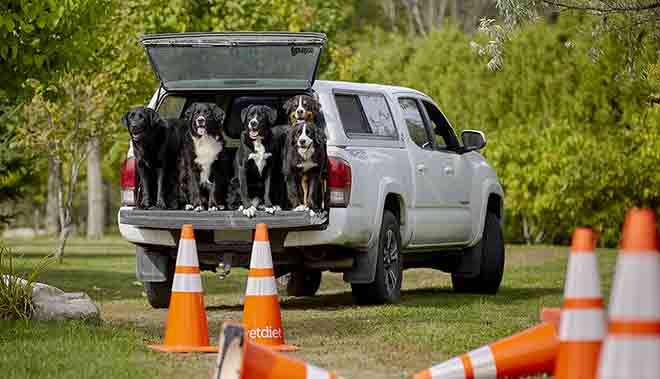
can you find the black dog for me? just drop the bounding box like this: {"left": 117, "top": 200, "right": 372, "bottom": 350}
{"left": 122, "top": 107, "right": 182, "bottom": 209}
{"left": 283, "top": 94, "right": 322, "bottom": 127}
{"left": 179, "top": 102, "right": 227, "bottom": 211}
{"left": 234, "top": 105, "right": 284, "bottom": 217}
{"left": 284, "top": 121, "right": 327, "bottom": 216}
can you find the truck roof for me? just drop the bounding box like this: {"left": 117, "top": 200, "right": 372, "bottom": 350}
{"left": 313, "top": 80, "right": 428, "bottom": 98}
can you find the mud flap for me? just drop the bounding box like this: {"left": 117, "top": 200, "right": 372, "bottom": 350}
{"left": 136, "top": 246, "right": 169, "bottom": 282}
{"left": 342, "top": 239, "right": 378, "bottom": 284}
{"left": 454, "top": 239, "right": 482, "bottom": 278}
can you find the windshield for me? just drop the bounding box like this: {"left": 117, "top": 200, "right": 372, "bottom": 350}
{"left": 142, "top": 33, "right": 325, "bottom": 91}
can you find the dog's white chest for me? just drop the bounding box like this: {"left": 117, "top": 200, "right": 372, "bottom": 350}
{"left": 297, "top": 146, "right": 317, "bottom": 172}
{"left": 193, "top": 134, "right": 223, "bottom": 186}
{"left": 248, "top": 138, "right": 271, "bottom": 175}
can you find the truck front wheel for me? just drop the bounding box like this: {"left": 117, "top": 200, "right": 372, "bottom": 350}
{"left": 351, "top": 210, "right": 402, "bottom": 304}
{"left": 451, "top": 211, "right": 505, "bottom": 294}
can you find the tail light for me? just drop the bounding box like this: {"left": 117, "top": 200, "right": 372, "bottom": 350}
{"left": 327, "top": 157, "right": 351, "bottom": 207}
{"left": 120, "top": 157, "right": 136, "bottom": 206}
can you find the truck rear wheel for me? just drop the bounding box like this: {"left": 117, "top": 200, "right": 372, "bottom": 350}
{"left": 284, "top": 270, "right": 322, "bottom": 297}
{"left": 451, "top": 211, "right": 504, "bottom": 294}
{"left": 351, "top": 210, "right": 402, "bottom": 304}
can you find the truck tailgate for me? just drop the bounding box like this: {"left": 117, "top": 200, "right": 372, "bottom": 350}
{"left": 119, "top": 208, "right": 328, "bottom": 230}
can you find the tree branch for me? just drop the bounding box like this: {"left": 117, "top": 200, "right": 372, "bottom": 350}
{"left": 541, "top": 0, "right": 660, "bottom": 13}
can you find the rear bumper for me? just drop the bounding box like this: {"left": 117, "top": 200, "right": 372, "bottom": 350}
{"left": 117, "top": 205, "right": 371, "bottom": 251}
{"left": 118, "top": 208, "right": 328, "bottom": 230}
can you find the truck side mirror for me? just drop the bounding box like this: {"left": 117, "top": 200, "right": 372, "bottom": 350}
{"left": 461, "top": 130, "right": 486, "bottom": 152}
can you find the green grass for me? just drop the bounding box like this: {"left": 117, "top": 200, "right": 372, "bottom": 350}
{"left": 0, "top": 237, "right": 619, "bottom": 378}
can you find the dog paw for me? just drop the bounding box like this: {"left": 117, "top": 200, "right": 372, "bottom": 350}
{"left": 208, "top": 206, "right": 218, "bottom": 212}
{"left": 194, "top": 205, "right": 204, "bottom": 212}
{"left": 242, "top": 206, "right": 257, "bottom": 218}
{"left": 238, "top": 205, "right": 244, "bottom": 212}
{"left": 185, "top": 204, "right": 194, "bottom": 211}
{"left": 218, "top": 204, "right": 226, "bottom": 211}
{"left": 265, "top": 206, "right": 277, "bottom": 214}
{"left": 309, "top": 209, "right": 316, "bottom": 217}
{"left": 293, "top": 204, "right": 308, "bottom": 212}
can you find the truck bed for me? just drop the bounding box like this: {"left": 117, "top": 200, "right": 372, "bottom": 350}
{"left": 119, "top": 208, "right": 328, "bottom": 230}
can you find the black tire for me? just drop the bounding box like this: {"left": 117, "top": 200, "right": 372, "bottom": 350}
{"left": 143, "top": 258, "right": 174, "bottom": 309}
{"left": 351, "top": 210, "right": 402, "bottom": 304}
{"left": 284, "top": 270, "right": 322, "bottom": 297}
{"left": 452, "top": 211, "right": 505, "bottom": 294}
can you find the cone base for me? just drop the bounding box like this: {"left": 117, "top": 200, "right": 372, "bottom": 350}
{"left": 259, "top": 343, "right": 299, "bottom": 352}
{"left": 147, "top": 344, "right": 218, "bottom": 353}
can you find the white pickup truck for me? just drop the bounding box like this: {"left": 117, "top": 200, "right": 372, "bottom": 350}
{"left": 118, "top": 32, "right": 505, "bottom": 308}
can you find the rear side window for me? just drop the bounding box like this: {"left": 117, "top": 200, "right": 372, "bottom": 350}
{"left": 335, "top": 93, "right": 397, "bottom": 138}
{"left": 157, "top": 95, "right": 186, "bottom": 118}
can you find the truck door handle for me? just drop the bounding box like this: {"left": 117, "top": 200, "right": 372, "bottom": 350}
{"left": 444, "top": 166, "right": 454, "bottom": 175}
{"left": 416, "top": 164, "right": 426, "bottom": 172}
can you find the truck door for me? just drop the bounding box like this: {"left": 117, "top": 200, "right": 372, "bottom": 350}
{"left": 419, "top": 100, "right": 472, "bottom": 243}
{"left": 398, "top": 97, "right": 471, "bottom": 245}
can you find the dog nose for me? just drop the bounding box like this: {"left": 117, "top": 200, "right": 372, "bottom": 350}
{"left": 296, "top": 109, "right": 304, "bottom": 115}
{"left": 249, "top": 120, "right": 257, "bottom": 128}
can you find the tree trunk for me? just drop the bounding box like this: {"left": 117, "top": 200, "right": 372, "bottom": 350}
{"left": 46, "top": 157, "right": 62, "bottom": 235}
{"left": 406, "top": 0, "right": 427, "bottom": 35}
{"left": 86, "top": 137, "right": 105, "bottom": 239}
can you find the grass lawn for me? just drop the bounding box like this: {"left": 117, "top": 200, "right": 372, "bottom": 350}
{"left": 1, "top": 236, "right": 618, "bottom": 378}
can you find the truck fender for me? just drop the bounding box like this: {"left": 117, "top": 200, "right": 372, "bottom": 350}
{"left": 136, "top": 246, "right": 169, "bottom": 282}
{"left": 343, "top": 180, "right": 406, "bottom": 284}
{"left": 466, "top": 179, "right": 504, "bottom": 247}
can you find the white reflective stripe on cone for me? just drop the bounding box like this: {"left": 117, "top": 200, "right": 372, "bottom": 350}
{"left": 609, "top": 255, "right": 660, "bottom": 319}
{"left": 598, "top": 337, "right": 660, "bottom": 378}
{"left": 468, "top": 346, "right": 497, "bottom": 378}
{"left": 560, "top": 309, "right": 606, "bottom": 340}
{"left": 306, "top": 364, "right": 332, "bottom": 379}
{"left": 175, "top": 240, "right": 200, "bottom": 267}
{"left": 172, "top": 273, "right": 203, "bottom": 293}
{"left": 565, "top": 253, "right": 601, "bottom": 298}
{"left": 245, "top": 276, "right": 278, "bottom": 296}
{"left": 249, "top": 241, "right": 273, "bottom": 269}
{"left": 428, "top": 357, "right": 467, "bottom": 379}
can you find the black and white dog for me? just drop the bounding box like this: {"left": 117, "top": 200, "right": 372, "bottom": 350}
{"left": 179, "top": 102, "right": 228, "bottom": 211}
{"left": 283, "top": 94, "right": 322, "bottom": 127}
{"left": 122, "top": 107, "right": 182, "bottom": 209}
{"left": 284, "top": 120, "right": 327, "bottom": 216}
{"left": 235, "top": 104, "right": 284, "bottom": 217}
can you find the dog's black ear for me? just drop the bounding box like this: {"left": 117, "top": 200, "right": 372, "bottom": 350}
{"left": 266, "top": 106, "right": 278, "bottom": 125}
{"left": 283, "top": 97, "right": 296, "bottom": 114}
{"left": 211, "top": 104, "right": 226, "bottom": 125}
{"left": 121, "top": 111, "right": 130, "bottom": 128}
{"left": 241, "top": 105, "right": 252, "bottom": 125}
{"left": 183, "top": 103, "right": 196, "bottom": 120}
{"left": 145, "top": 108, "right": 163, "bottom": 127}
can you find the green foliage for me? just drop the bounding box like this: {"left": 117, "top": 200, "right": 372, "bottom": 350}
{"left": 0, "top": 0, "right": 111, "bottom": 106}
{"left": 348, "top": 17, "right": 660, "bottom": 245}
{"left": 0, "top": 242, "right": 53, "bottom": 320}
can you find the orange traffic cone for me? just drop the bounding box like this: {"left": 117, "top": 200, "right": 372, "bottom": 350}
{"left": 149, "top": 224, "right": 217, "bottom": 353}
{"left": 597, "top": 208, "right": 660, "bottom": 378}
{"left": 213, "top": 321, "right": 337, "bottom": 379}
{"left": 413, "top": 322, "right": 559, "bottom": 379}
{"left": 555, "top": 227, "right": 606, "bottom": 379}
{"left": 242, "top": 224, "right": 297, "bottom": 351}
{"left": 540, "top": 307, "right": 561, "bottom": 329}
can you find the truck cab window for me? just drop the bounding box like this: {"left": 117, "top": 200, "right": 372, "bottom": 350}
{"left": 399, "top": 98, "right": 433, "bottom": 150}
{"left": 422, "top": 101, "right": 460, "bottom": 151}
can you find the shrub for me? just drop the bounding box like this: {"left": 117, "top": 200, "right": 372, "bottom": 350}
{"left": 0, "top": 242, "right": 53, "bottom": 320}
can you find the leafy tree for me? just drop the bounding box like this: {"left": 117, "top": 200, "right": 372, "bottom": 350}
{"left": 0, "top": 0, "right": 110, "bottom": 106}
{"left": 19, "top": 73, "right": 113, "bottom": 262}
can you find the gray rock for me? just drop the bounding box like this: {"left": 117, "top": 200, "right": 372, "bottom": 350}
{"left": 2, "top": 275, "right": 100, "bottom": 321}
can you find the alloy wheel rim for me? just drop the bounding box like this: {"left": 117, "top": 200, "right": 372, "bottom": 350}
{"left": 382, "top": 228, "right": 399, "bottom": 294}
